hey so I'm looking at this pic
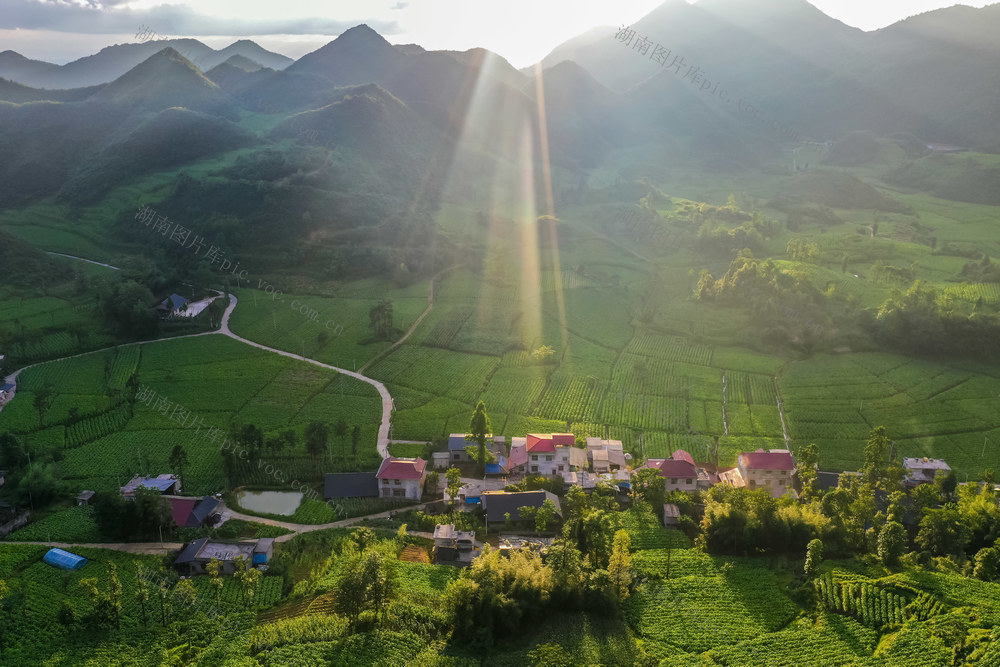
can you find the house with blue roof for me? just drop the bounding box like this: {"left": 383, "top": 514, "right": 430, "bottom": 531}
{"left": 120, "top": 474, "right": 181, "bottom": 498}
{"left": 155, "top": 293, "right": 190, "bottom": 318}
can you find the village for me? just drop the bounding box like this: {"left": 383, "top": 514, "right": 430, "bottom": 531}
{"left": 35, "top": 429, "right": 958, "bottom": 578}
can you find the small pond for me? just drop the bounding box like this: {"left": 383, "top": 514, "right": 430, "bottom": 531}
{"left": 235, "top": 490, "right": 302, "bottom": 516}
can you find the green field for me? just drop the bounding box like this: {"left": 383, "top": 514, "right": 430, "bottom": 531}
{"left": 0, "top": 335, "right": 384, "bottom": 496}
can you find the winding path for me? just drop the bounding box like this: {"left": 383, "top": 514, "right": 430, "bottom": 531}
{"left": 216, "top": 294, "right": 393, "bottom": 459}
{"left": 1, "top": 290, "right": 399, "bottom": 459}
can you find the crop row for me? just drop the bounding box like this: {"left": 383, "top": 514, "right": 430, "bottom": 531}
{"left": 625, "top": 333, "right": 713, "bottom": 366}
{"left": 66, "top": 402, "right": 132, "bottom": 448}
{"left": 534, "top": 373, "right": 605, "bottom": 423}
{"left": 815, "top": 574, "right": 906, "bottom": 627}
{"left": 725, "top": 372, "right": 777, "bottom": 405}
{"left": 107, "top": 344, "right": 141, "bottom": 390}
{"left": 476, "top": 366, "right": 549, "bottom": 415}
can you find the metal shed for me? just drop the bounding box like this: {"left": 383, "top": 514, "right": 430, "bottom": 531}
{"left": 42, "top": 548, "right": 88, "bottom": 570}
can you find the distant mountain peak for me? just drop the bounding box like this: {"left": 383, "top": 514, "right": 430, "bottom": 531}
{"left": 338, "top": 24, "right": 389, "bottom": 42}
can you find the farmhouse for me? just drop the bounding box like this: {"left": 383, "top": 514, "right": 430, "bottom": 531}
{"left": 448, "top": 433, "right": 505, "bottom": 465}
{"left": 323, "top": 472, "right": 378, "bottom": 500}
{"left": 480, "top": 489, "right": 561, "bottom": 530}
{"left": 903, "top": 457, "right": 951, "bottom": 488}
{"left": 120, "top": 474, "right": 181, "bottom": 497}
{"left": 376, "top": 457, "right": 426, "bottom": 500}
{"left": 432, "top": 523, "right": 479, "bottom": 566}
{"left": 174, "top": 537, "right": 274, "bottom": 575}
{"left": 508, "top": 433, "right": 587, "bottom": 479}
{"left": 720, "top": 449, "right": 797, "bottom": 498}
{"left": 639, "top": 457, "right": 698, "bottom": 492}
{"left": 155, "top": 293, "right": 189, "bottom": 318}
{"left": 0, "top": 382, "right": 14, "bottom": 403}
{"left": 165, "top": 495, "right": 223, "bottom": 528}
{"left": 586, "top": 437, "right": 627, "bottom": 473}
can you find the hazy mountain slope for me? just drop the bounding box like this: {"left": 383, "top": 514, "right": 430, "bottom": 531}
{"left": 0, "top": 51, "right": 61, "bottom": 87}
{"left": 0, "top": 78, "right": 103, "bottom": 103}
{"left": 89, "top": 48, "right": 236, "bottom": 117}
{"left": 0, "top": 228, "right": 69, "bottom": 287}
{"left": 0, "top": 40, "right": 291, "bottom": 89}
{"left": 524, "top": 60, "right": 624, "bottom": 169}
{"left": 0, "top": 101, "right": 126, "bottom": 205}
{"left": 285, "top": 24, "right": 409, "bottom": 86}
{"left": 60, "top": 107, "right": 256, "bottom": 205}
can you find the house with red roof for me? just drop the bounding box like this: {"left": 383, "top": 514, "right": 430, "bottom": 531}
{"left": 635, "top": 448, "right": 717, "bottom": 492}
{"left": 508, "top": 433, "right": 587, "bottom": 480}
{"left": 638, "top": 457, "right": 699, "bottom": 491}
{"left": 165, "top": 495, "right": 223, "bottom": 528}
{"left": 376, "top": 457, "right": 427, "bottom": 500}
{"left": 721, "top": 449, "right": 796, "bottom": 498}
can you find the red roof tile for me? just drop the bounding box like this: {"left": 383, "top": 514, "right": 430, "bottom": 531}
{"left": 640, "top": 458, "right": 697, "bottom": 478}
{"left": 740, "top": 451, "right": 795, "bottom": 471}
{"left": 509, "top": 445, "right": 528, "bottom": 468}
{"left": 377, "top": 457, "right": 427, "bottom": 480}
{"left": 167, "top": 497, "right": 197, "bottom": 527}
{"left": 526, "top": 434, "right": 555, "bottom": 453}
{"left": 552, "top": 433, "right": 575, "bottom": 446}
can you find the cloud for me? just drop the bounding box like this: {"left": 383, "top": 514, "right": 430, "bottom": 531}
{"left": 391, "top": 2, "right": 409, "bottom": 9}
{"left": 1, "top": 0, "right": 400, "bottom": 36}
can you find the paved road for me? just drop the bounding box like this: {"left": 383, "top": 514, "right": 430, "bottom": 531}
{"left": 1, "top": 290, "right": 397, "bottom": 460}
{"left": 216, "top": 293, "right": 393, "bottom": 459}
{"left": 226, "top": 503, "right": 427, "bottom": 543}
{"left": 46, "top": 252, "right": 121, "bottom": 270}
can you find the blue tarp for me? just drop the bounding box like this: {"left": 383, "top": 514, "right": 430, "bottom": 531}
{"left": 252, "top": 553, "right": 267, "bottom": 564}
{"left": 43, "top": 548, "right": 88, "bottom": 570}
{"left": 464, "top": 497, "right": 481, "bottom": 504}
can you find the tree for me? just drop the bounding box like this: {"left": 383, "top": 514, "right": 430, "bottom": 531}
{"left": 305, "top": 421, "right": 329, "bottom": 461}
{"left": 631, "top": 468, "right": 666, "bottom": 508}
{"left": 445, "top": 467, "right": 462, "bottom": 507}
{"left": 862, "top": 426, "right": 890, "bottom": 489}
{"left": 607, "top": 530, "right": 633, "bottom": 603}
{"left": 535, "top": 499, "right": 558, "bottom": 533}
{"left": 0, "top": 432, "right": 27, "bottom": 470}
{"left": 333, "top": 418, "right": 348, "bottom": 454}
{"left": 351, "top": 425, "right": 361, "bottom": 457}
{"left": 530, "top": 346, "right": 555, "bottom": 362}
{"left": 974, "top": 547, "right": 1000, "bottom": 581}
{"left": 468, "top": 401, "right": 491, "bottom": 478}
{"left": 527, "top": 643, "right": 574, "bottom": 667}
{"left": 168, "top": 444, "right": 189, "bottom": 488}
{"left": 916, "top": 505, "right": 970, "bottom": 556}
{"left": 877, "top": 521, "right": 906, "bottom": 566}
{"left": 935, "top": 469, "right": 957, "bottom": 503}
{"left": 518, "top": 505, "right": 538, "bottom": 528}
{"left": 804, "top": 538, "right": 823, "bottom": 578}
{"left": 351, "top": 527, "right": 377, "bottom": 553}
{"left": 32, "top": 383, "right": 55, "bottom": 428}
{"left": 265, "top": 436, "right": 284, "bottom": 453}
{"left": 134, "top": 565, "right": 150, "bottom": 625}
{"left": 796, "top": 443, "right": 820, "bottom": 502}
{"left": 282, "top": 429, "right": 297, "bottom": 450}
{"left": 206, "top": 558, "right": 223, "bottom": 607}
{"left": 425, "top": 470, "right": 439, "bottom": 497}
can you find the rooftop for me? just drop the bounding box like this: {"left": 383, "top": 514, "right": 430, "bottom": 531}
{"left": 377, "top": 457, "right": 427, "bottom": 480}
{"left": 740, "top": 449, "right": 796, "bottom": 471}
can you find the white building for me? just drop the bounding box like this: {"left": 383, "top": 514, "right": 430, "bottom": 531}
{"left": 376, "top": 457, "right": 427, "bottom": 500}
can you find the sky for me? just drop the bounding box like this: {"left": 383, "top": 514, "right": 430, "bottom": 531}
{"left": 0, "top": 0, "right": 995, "bottom": 67}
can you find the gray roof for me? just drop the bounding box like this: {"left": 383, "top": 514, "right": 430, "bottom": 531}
{"left": 480, "top": 490, "right": 561, "bottom": 523}
{"left": 448, "top": 433, "right": 470, "bottom": 451}
{"left": 174, "top": 537, "right": 209, "bottom": 564}
{"left": 324, "top": 472, "right": 378, "bottom": 499}
{"left": 189, "top": 496, "right": 222, "bottom": 527}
